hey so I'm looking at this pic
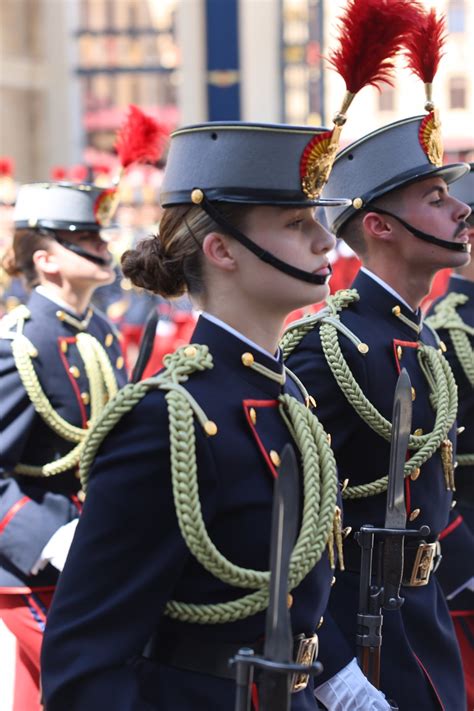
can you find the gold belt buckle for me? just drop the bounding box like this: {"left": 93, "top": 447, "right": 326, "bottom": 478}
{"left": 291, "top": 634, "right": 319, "bottom": 693}
{"left": 409, "top": 542, "right": 437, "bottom": 586}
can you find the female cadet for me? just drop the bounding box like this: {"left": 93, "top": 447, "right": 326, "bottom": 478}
{"left": 0, "top": 181, "right": 127, "bottom": 711}
{"left": 41, "top": 123, "right": 390, "bottom": 711}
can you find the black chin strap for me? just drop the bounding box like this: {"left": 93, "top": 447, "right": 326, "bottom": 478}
{"left": 39, "top": 228, "right": 111, "bottom": 266}
{"left": 365, "top": 206, "right": 470, "bottom": 253}
{"left": 198, "top": 196, "right": 331, "bottom": 286}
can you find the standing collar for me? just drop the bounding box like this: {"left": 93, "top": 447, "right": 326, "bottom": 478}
{"left": 192, "top": 315, "right": 286, "bottom": 398}
{"left": 360, "top": 268, "right": 418, "bottom": 314}
{"left": 201, "top": 311, "right": 280, "bottom": 361}
{"left": 352, "top": 269, "right": 423, "bottom": 335}
{"left": 35, "top": 286, "right": 84, "bottom": 317}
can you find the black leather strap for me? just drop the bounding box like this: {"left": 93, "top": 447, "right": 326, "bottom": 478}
{"left": 364, "top": 206, "right": 470, "bottom": 253}
{"left": 199, "top": 195, "right": 332, "bottom": 285}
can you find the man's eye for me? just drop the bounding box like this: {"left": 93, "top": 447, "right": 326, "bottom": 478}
{"left": 288, "top": 219, "right": 304, "bottom": 228}
{"left": 430, "top": 198, "right": 443, "bottom": 206}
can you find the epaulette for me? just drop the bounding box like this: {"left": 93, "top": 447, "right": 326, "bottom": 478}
{"left": 0, "top": 304, "right": 31, "bottom": 339}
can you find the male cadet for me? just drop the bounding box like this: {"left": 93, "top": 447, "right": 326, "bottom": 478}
{"left": 283, "top": 114, "right": 472, "bottom": 711}
{"left": 426, "top": 163, "right": 474, "bottom": 708}
{"left": 0, "top": 181, "right": 128, "bottom": 711}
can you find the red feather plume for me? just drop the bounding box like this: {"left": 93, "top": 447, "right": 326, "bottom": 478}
{"left": 51, "top": 166, "right": 68, "bottom": 181}
{"left": 114, "top": 105, "right": 168, "bottom": 169}
{"left": 403, "top": 7, "right": 447, "bottom": 83}
{"left": 70, "top": 164, "right": 89, "bottom": 183}
{"left": 0, "top": 157, "right": 14, "bottom": 177}
{"left": 327, "top": 0, "right": 423, "bottom": 93}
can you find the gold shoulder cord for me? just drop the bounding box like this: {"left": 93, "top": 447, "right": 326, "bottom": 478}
{"left": 5, "top": 310, "right": 118, "bottom": 477}
{"left": 281, "top": 289, "right": 459, "bottom": 497}
{"left": 78, "top": 343, "right": 341, "bottom": 624}
{"left": 426, "top": 293, "right": 474, "bottom": 467}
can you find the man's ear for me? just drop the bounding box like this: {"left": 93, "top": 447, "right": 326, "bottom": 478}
{"left": 201, "top": 232, "right": 237, "bottom": 272}
{"left": 32, "top": 249, "right": 60, "bottom": 275}
{"left": 362, "top": 212, "right": 396, "bottom": 242}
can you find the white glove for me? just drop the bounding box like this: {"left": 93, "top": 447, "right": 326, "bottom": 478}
{"left": 31, "top": 518, "right": 79, "bottom": 574}
{"left": 314, "top": 658, "right": 392, "bottom": 710}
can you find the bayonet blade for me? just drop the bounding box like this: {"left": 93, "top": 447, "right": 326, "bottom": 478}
{"left": 260, "top": 443, "right": 299, "bottom": 711}
{"left": 385, "top": 368, "right": 412, "bottom": 530}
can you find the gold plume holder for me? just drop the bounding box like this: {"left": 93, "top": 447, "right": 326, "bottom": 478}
{"left": 419, "top": 83, "right": 443, "bottom": 167}
{"left": 301, "top": 90, "right": 355, "bottom": 199}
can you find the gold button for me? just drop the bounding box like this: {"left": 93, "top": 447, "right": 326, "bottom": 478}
{"left": 105, "top": 333, "right": 114, "bottom": 347}
{"left": 305, "top": 395, "right": 317, "bottom": 408}
{"left": 352, "top": 197, "right": 363, "bottom": 209}
{"left": 56, "top": 310, "right": 65, "bottom": 321}
{"left": 184, "top": 345, "right": 197, "bottom": 358}
{"left": 116, "top": 356, "right": 124, "bottom": 369}
{"left": 327, "top": 433, "right": 332, "bottom": 446}
{"left": 411, "top": 387, "right": 416, "bottom": 401}
{"left": 204, "top": 420, "right": 218, "bottom": 436}
{"left": 60, "top": 340, "right": 68, "bottom": 354}
{"left": 74, "top": 470, "right": 81, "bottom": 479}
{"left": 409, "top": 508, "right": 421, "bottom": 521}
{"left": 191, "top": 188, "right": 204, "bottom": 204}
{"left": 343, "top": 526, "right": 352, "bottom": 539}
{"left": 69, "top": 365, "right": 80, "bottom": 378}
{"left": 270, "top": 450, "right": 281, "bottom": 467}
{"left": 410, "top": 467, "right": 421, "bottom": 481}
{"left": 77, "top": 490, "right": 86, "bottom": 503}
{"left": 414, "top": 428, "right": 423, "bottom": 436}
{"left": 439, "top": 340, "right": 447, "bottom": 353}
{"left": 457, "top": 426, "right": 465, "bottom": 435}
{"left": 287, "top": 593, "right": 293, "bottom": 609}
{"left": 451, "top": 500, "right": 457, "bottom": 509}
{"left": 81, "top": 392, "right": 90, "bottom": 406}
{"left": 392, "top": 305, "right": 401, "bottom": 316}
{"left": 357, "top": 342, "right": 369, "bottom": 354}
{"left": 397, "top": 346, "right": 403, "bottom": 360}
{"left": 249, "top": 407, "right": 257, "bottom": 425}
{"left": 317, "top": 616, "right": 324, "bottom": 629}
{"left": 341, "top": 478, "right": 349, "bottom": 492}
{"left": 331, "top": 576, "right": 336, "bottom": 587}
{"left": 241, "top": 352, "right": 254, "bottom": 367}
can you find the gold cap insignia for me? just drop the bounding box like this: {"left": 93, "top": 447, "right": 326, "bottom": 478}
{"left": 419, "top": 110, "right": 443, "bottom": 167}
{"left": 300, "top": 126, "right": 342, "bottom": 199}
{"left": 94, "top": 187, "right": 120, "bottom": 226}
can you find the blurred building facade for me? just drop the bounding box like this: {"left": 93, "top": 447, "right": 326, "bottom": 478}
{"left": 1, "top": 0, "right": 472, "bottom": 188}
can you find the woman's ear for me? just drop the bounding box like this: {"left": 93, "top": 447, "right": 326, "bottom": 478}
{"left": 32, "top": 249, "right": 60, "bottom": 276}
{"left": 201, "top": 232, "right": 237, "bottom": 272}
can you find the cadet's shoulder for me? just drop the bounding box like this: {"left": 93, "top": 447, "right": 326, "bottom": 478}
{"left": 283, "top": 288, "right": 367, "bottom": 359}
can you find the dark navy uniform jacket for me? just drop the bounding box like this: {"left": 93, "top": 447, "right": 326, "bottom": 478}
{"left": 0, "top": 290, "right": 127, "bottom": 592}
{"left": 286, "top": 270, "right": 470, "bottom": 711}
{"left": 427, "top": 276, "right": 474, "bottom": 628}
{"left": 41, "top": 315, "right": 349, "bottom": 711}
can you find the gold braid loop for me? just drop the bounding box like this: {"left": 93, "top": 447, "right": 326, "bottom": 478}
{"left": 282, "top": 289, "right": 458, "bottom": 499}
{"left": 426, "top": 292, "right": 474, "bottom": 387}
{"left": 11, "top": 332, "right": 118, "bottom": 477}
{"left": 79, "top": 344, "right": 338, "bottom": 624}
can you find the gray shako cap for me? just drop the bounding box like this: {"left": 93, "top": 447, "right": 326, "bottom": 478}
{"left": 13, "top": 182, "right": 114, "bottom": 231}
{"left": 448, "top": 163, "right": 474, "bottom": 208}
{"left": 322, "top": 115, "right": 470, "bottom": 235}
{"left": 160, "top": 122, "right": 351, "bottom": 208}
